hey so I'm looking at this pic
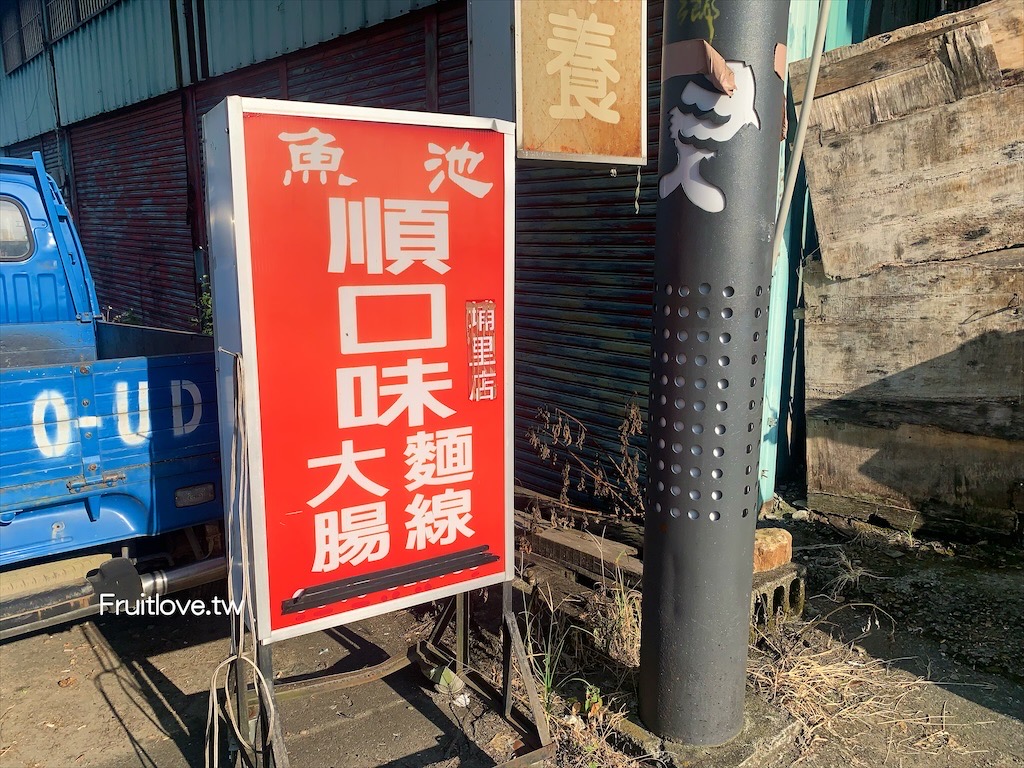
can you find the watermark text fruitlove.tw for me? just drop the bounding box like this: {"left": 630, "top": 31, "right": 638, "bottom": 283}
{"left": 98, "top": 593, "right": 243, "bottom": 617}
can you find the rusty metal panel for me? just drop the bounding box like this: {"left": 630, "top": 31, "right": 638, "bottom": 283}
{"left": 69, "top": 95, "right": 196, "bottom": 330}
{"left": 0, "top": 55, "right": 56, "bottom": 145}
{"left": 52, "top": 0, "right": 179, "bottom": 126}
{"left": 202, "top": 0, "right": 438, "bottom": 78}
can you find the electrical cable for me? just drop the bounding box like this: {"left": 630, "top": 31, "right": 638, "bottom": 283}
{"left": 204, "top": 350, "right": 279, "bottom": 768}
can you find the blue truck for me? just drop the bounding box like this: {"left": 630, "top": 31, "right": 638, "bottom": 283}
{"left": 0, "top": 152, "right": 225, "bottom": 639}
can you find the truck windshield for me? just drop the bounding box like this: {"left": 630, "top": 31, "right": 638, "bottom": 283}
{"left": 0, "top": 197, "right": 33, "bottom": 262}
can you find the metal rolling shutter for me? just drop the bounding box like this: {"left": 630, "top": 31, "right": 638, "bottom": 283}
{"left": 69, "top": 95, "right": 196, "bottom": 330}
{"left": 512, "top": 2, "right": 664, "bottom": 506}
{"left": 4, "top": 131, "right": 67, "bottom": 189}
{"left": 286, "top": 13, "right": 428, "bottom": 110}
{"left": 437, "top": 2, "right": 468, "bottom": 115}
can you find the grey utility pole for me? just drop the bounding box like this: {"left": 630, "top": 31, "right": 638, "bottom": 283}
{"left": 640, "top": 0, "right": 790, "bottom": 746}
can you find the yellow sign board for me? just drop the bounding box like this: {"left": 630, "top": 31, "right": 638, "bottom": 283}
{"left": 515, "top": 0, "right": 648, "bottom": 165}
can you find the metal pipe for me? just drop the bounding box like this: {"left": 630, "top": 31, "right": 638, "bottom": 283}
{"left": 140, "top": 555, "right": 227, "bottom": 596}
{"left": 640, "top": 0, "right": 790, "bottom": 746}
{"left": 770, "top": 0, "right": 833, "bottom": 272}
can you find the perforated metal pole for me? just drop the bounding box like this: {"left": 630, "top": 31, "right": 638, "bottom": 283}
{"left": 639, "top": 0, "right": 790, "bottom": 746}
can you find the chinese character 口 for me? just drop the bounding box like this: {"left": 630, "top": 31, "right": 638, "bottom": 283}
{"left": 405, "top": 489, "right": 474, "bottom": 550}
{"left": 546, "top": 10, "right": 620, "bottom": 124}
{"left": 328, "top": 198, "right": 450, "bottom": 275}
{"left": 405, "top": 427, "right": 474, "bottom": 490}
{"left": 279, "top": 127, "right": 357, "bottom": 186}
{"left": 312, "top": 503, "right": 390, "bottom": 571}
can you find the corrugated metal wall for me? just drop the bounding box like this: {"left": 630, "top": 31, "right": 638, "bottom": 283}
{"left": 285, "top": 18, "right": 427, "bottom": 109}
{"left": 69, "top": 95, "right": 196, "bottom": 330}
{"left": 437, "top": 2, "right": 469, "bottom": 115}
{"left": 2, "top": 130, "right": 65, "bottom": 187}
{"left": 760, "top": 0, "right": 871, "bottom": 503}
{"left": 0, "top": 54, "right": 56, "bottom": 144}
{"left": 202, "top": 0, "right": 435, "bottom": 78}
{"left": 52, "top": 0, "right": 179, "bottom": 126}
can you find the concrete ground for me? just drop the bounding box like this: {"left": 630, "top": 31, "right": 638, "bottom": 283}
{"left": 0, "top": 598, "right": 523, "bottom": 768}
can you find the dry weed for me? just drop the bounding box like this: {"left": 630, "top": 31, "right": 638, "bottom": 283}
{"left": 526, "top": 403, "right": 646, "bottom": 520}
{"left": 748, "top": 616, "right": 983, "bottom": 764}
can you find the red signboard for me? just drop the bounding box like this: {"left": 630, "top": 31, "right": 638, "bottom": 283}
{"left": 204, "top": 98, "right": 514, "bottom": 642}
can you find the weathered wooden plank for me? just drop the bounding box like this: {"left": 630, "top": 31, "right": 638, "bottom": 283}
{"left": 806, "top": 419, "right": 1022, "bottom": 538}
{"left": 803, "top": 86, "right": 1024, "bottom": 278}
{"left": 806, "top": 492, "right": 1018, "bottom": 541}
{"left": 791, "top": 0, "right": 1024, "bottom": 103}
{"left": 803, "top": 252, "right": 1024, "bottom": 404}
{"left": 807, "top": 397, "right": 1023, "bottom": 442}
{"left": 801, "top": 22, "right": 1002, "bottom": 134}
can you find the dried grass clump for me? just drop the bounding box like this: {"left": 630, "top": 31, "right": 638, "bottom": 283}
{"left": 583, "top": 576, "right": 642, "bottom": 669}
{"left": 748, "top": 617, "right": 981, "bottom": 763}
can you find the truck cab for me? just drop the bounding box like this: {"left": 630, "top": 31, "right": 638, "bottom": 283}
{"left": 0, "top": 153, "right": 225, "bottom": 638}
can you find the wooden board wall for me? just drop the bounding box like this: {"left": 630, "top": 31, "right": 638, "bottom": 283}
{"left": 797, "top": 0, "right": 1024, "bottom": 541}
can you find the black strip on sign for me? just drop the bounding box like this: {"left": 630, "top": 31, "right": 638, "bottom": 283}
{"left": 281, "top": 545, "right": 500, "bottom": 614}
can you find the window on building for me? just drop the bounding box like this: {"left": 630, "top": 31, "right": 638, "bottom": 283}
{"left": 1, "top": 0, "right": 118, "bottom": 73}
{"left": 0, "top": 197, "right": 34, "bottom": 262}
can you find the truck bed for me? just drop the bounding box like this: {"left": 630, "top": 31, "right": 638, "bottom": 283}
{"left": 0, "top": 342, "right": 220, "bottom": 566}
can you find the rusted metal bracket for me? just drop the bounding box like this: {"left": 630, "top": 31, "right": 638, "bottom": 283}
{"left": 240, "top": 583, "right": 553, "bottom": 767}
{"left": 415, "top": 582, "right": 553, "bottom": 766}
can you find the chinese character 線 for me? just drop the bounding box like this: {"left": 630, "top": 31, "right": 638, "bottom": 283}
{"left": 424, "top": 142, "right": 493, "bottom": 199}
{"left": 328, "top": 198, "right": 450, "bottom": 275}
{"left": 405, "top": 489, "right": 474, "bottom": 550}
{"left": 312, "top": 503, "right": 390, "bottom": 571}
{"left": 279, "top": 127, "right": 357, "bottom": 186}
{"left": 546, "top": 10, "right": 620, "bottom": 124}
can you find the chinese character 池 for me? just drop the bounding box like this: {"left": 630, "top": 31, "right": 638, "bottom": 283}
{"left": 424, "top": 142, "right": 493, "bottom": 198}
{"left": 546, "top": 9, "right": 620, "bottom": 124}
{"left": 279, "top": 127, "right": 357, "bottom": 186}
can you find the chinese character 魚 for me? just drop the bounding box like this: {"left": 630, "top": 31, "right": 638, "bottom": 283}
{"left": 279, "top": 127, "right": 357, "bottom": 186}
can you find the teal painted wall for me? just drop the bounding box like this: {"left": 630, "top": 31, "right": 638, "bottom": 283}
{"left": 757, "top": 0, "right": 871, "bottom": 506}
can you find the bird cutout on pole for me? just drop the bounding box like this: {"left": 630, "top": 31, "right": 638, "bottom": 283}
{"left": 659, "top": 61, "right": 760, "bottom": 212}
